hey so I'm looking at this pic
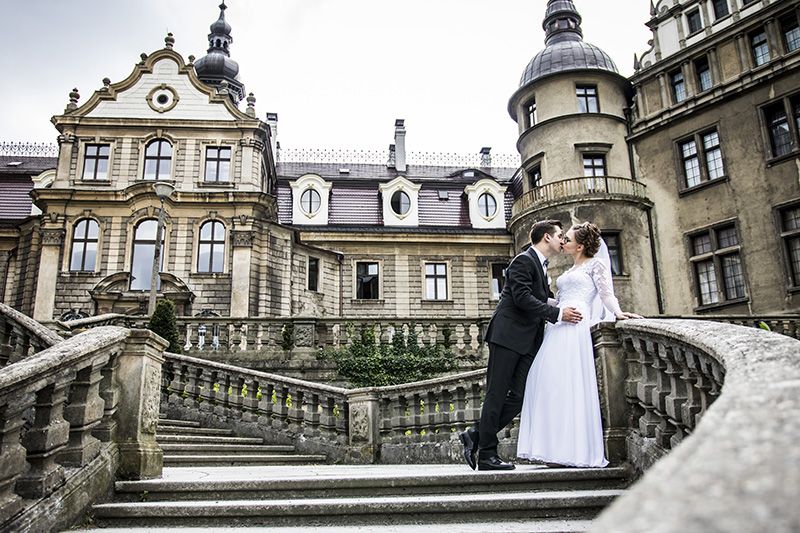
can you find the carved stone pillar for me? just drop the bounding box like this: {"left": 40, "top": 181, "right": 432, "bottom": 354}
{"left": 60, "top": 360, "right": 105, "bottom": 466}
{"left": 230, "top": 230, "right": 253, "bottom": 318}
{"left": 33, "top": 228, "right": 65, "bottom": 322}
{"left": 591, "top": 323, "right": 630, "bottom": 465}
{"left": 347, "top": 391, "right": 380, "bottom": 464}
{"left": 115, "top": 329, "right": 167, "bottom": 479}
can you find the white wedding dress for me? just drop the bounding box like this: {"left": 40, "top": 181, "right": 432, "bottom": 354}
{"left": 516, "top": 254, "right": 621, "bottom": 467}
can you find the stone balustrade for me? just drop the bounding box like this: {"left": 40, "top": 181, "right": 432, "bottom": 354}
{"left": 0, "top": 302, "right": 63, "bottom": 367}
{"left": 591, "top": 319, "right": 800, "bottom": 532}
{"left": 512, "top": 176, "right": 650, "bottom": 218}
{"left": 0, "top": 323, "right": 167, "bottom": 532}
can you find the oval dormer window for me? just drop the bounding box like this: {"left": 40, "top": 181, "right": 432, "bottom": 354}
{"left": 478, "top": 192, "right": 497, "bottom": 218}
{"left": 391, "top": 190, "right": 411, "bottom": 216}
{"left": 300, "top": 188, "right": 321, "bottom": 215}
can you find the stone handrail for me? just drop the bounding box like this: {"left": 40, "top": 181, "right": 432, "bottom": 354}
{"left": 671, "top": 314, "right": 800, "bottom": 340}
{"left": 591, "top": 319, "right": 800, "bottom": 532}
{"left": 0, "top": 326, "right": 167, "bottom": 532}
{"left": 0, "top": 302, "right": 63, "bottom": 366}
{"left": 54, "top": 313, "right": 132, "bottom": 334}
{"left": 512, "top": 176, "right": 650, "bottom": 218}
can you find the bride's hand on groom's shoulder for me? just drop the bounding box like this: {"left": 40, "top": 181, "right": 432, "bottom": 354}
{"left": 616, "top": 311, "right": 644, "bottom": 320}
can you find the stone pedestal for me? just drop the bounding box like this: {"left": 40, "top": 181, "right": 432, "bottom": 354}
{"left": 115, "top": 329, "right": 167, "bottom": 479}
{"left": 230, "top": 231, "right": 253, "bottom": 318}
{"left": 347, "top": 392, "right": 380, "bottom": 464}
{"left": 33, "top": 229, "right": 65, "bottom": 322}
{"left": 592, "top": 322, "right": 630, "bottom": 465}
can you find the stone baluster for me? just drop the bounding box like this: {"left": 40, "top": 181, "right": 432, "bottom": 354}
{"left": 455, "top": 323, "right": 466, "bottom": 354}
{"left": 592, "top": 323, "right": 630, "bottom": 463}
{"left": 466, "top": 382, "right": 483, "bottom": 425}
{"left": 392, "top": 394, "right": 409, "bottom": 442}
{"left": 16, "top": 380, "right": 71, "bottom": 498}
{"left": 227, "top": 324, "right": 236, "bottom": 351}
{"left": 60, "top": 359, "right": 106, "bottom": 466}
{"left": 303, "top": 392, "right": 320, "bottom": 438}
{"left": 198, "top": 369, "right": 216, "bottom": 412}
{"left": 414, "top": 324, "right": 424, "bottom": 347}
{"left": 8, "top": 325, "right": 30, "bottom": 365}
{"left": 662, "top": 346, "right": 689, "bottom": 448}
{"left": 287, "top": 388, "right": 305, "bottom": 435}
{"left": 453, "top": 386, "right": 468, "bottom": 432}
{"left": 185, "top": 365, "right": 202, "bottom": 410}
{"left": 213, "top": 371, "right": 231, "bottom": 417}
{"left": 0, "top": 318, "right": 12, "bottom": 366}
{"left": 95, "top": 352, "right": 121, "bottom": 442}
{"left": 675, "top": 350, "right": 702, "bottom": 433}
{"left": 183, "top": 323, "right": 194, "bottom": 352}
{"left": 230, "top": 375, "right": 245, "bottom": 416}
{"left": 241, "top": 378, "right": 259, "bottom": 423}
{"left": 272, "top": 386, "right": 289, "bottom": 432}
{"left": 319, "top": 395, "right": 337, "bottom": 441}
{"left": 0, "top": 395, "right": 34, "bottom": 520}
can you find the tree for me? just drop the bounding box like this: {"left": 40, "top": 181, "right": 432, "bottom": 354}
{"left": 148, "top": 299, "right": 182, "bottom": 353}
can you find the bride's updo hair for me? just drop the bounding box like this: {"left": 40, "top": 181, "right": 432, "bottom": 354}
{"left": 571, "top": 222, "right": 602, "bottom": 257}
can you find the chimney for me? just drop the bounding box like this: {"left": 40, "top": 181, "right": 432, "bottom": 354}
{"left": 266, "top": 112, "right": 278, "bottom": 159}
{"left": 394, "top": 119, "right": 407, "bottom": 172}
{"left": 480, "top": 147, "right": 492, "bottom": 167}
{"left": 386, "top": 144, "right": 396, "bottom": 168}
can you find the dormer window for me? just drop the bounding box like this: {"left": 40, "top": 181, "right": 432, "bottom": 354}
{"left": 289, "top": 174, "right": 332, "bottom": 225}
{"left": 143, "top": 139, "right": 172, "bottom": 180}
{"left": 464, "top": 179, "right": 507, "bottom": 229}
{"left": 391, "top": 190, "right": 411, "bottom": 216}
{"left": 478, "top": 193, "right": 497, "bottom": 218}
{"left": 301, "top": 188, "right": 322, "bottom": 215}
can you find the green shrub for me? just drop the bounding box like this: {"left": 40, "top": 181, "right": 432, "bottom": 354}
{"left": 322, "top": 325, "right": 457, "bottom": 387}
{"left": 148, "top": 299, "right": 182, "bottom": 353}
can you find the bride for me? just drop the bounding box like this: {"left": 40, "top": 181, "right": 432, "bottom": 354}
{"left": 516, "top": 222, "right": 641, "bottom": 467}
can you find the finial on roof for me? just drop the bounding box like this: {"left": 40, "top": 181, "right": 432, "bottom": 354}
{"left": 188, "top": 54, "right": 195, "bottom": 64}
{"left": 246, "top": 93, "right": 256, "bottom": 117}
{"left": 650, "top": 0, "right": 657, "bottom": 16}
{"left": 543, "top": 0, "right": 583, "bottom": 46}
{"left": 102, "top": 77, "right": 111, "bottom": 90}
{"left": 66, "top": 88, "right": 80, "bottom": 112}
{"left": 165, "top": 32, "right": 175, "bottom": 49}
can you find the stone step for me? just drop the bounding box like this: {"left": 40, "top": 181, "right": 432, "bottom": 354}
{"left": 68, "top": 517, "right": 593, "bottom": 532}
{"left": 163, "top": 454, "right": 327, "bottom": 466}
{"left": 157, "top": 419, "right": 201, "bottom": 428}
{"left": 92, "top": 489, "right": 625, "bottom": 527}
{"left": 113, "top": 464, "right": 630, "bottom": 502}
{"left": 157, "top": 426, "right": 234, "bottom": 436}
{"left": 156, "top": 434, "right": 264, "bottom": 445}
{"left": 159, "top": 443, "right": 297, "bottom": 454}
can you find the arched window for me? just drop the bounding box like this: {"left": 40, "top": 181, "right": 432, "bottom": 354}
{"left": 300, "top": 188, "right": 321, "bottom": 215}
{"left": 130, "top": 219, "right": 164, "bottom": 291}
{"left": 478, "top": 193, "right": 497, "bottom": 218}
{"left": 69, "top": 219, "right": 99, "bottom": 271}
{"left": 143, "top": 139, "right": 172, "bottom": 180}
{"left": 391, "top": 190, "right": 410, "bottom": 216}
{"left": 198, "top": 221, "right": 225, "bottom": 273}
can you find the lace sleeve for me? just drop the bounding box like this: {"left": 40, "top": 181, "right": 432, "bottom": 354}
{"left": 590, "top": 259, "right": 622, "bottom": 316}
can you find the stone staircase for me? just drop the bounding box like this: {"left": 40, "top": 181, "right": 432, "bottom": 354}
{"left": 81, "top": 417, "right": 630, "bottom": 531}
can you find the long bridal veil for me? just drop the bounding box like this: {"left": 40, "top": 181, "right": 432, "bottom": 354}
{"left": 588, "top": 238, "right": 615, "bottom": 327}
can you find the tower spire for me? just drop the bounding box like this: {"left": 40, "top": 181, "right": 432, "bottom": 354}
{"left": 543, "top": 0, "right": 584, "bottom": 46}
{"left": 194, "top": 0, "right": 245, "bottom": 104}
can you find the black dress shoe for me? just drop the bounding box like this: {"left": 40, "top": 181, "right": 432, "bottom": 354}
{"left": 458, "top": 428, "right": 479, "bottom": 470}
{"left": 477, "top": 455, "right": 516, "bottom": 471}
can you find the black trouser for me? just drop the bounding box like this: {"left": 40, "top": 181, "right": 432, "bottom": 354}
{"left": 477, "top": 342, "right": 535, "bottom": 458}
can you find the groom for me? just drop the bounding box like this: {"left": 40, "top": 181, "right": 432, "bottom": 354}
{"left": 459, "top": 219, "right": 582, "bottom": 470}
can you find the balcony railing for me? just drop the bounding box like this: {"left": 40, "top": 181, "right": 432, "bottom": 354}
{"left": 512, "top": 176, "right": 650, "bottom": 218}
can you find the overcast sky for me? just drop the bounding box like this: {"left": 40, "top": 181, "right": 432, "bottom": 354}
{"left": 0, "top": 0, "right": 652, "bottom": 156}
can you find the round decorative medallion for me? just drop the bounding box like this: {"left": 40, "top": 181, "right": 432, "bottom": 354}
{"left": 146, "top": 84, "right": 179, "bottom": 113}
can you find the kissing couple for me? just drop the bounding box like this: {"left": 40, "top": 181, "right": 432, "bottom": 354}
{"left": 460, "top": 220, "right": 641, "bottom": 470}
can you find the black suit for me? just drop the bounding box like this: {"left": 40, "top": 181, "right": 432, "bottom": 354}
{"left": 478, "top": 248, "right": 560, "bottom": 458}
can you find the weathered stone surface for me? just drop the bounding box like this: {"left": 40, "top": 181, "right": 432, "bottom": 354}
{"left": 592, "top": 319, "right": 800, "bottom": 533}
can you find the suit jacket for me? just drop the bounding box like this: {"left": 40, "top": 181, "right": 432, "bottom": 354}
{"left": 485, "top": 248, "right": 560, "bottom": 355}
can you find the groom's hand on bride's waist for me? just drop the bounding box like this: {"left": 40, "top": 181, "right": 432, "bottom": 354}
{"left": 561, "top": 307, "right": 582, "bottom": 323}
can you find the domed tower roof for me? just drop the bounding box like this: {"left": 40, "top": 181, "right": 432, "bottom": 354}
{"left": 518, "top": 0, "right": 619, "bottom": 89}
{"left": 194, "top": 1, "right": 245, "bottom": 104}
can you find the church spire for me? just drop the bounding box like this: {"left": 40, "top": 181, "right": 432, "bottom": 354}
{"left": 543, "top": 0, "right": 584, "bottom": 46}
{"left": 207, "top": 1, "right": 233, "bottom": 56}
{"left": 194, "top": 0, "right": 245, "bottom": 104}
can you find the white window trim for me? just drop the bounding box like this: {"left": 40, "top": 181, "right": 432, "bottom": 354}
{"left": 464, "top": 178, "right": 507, "bottom": 229}
{"left": 289, "top": 174, "right": 331, "bottom": 225}
{"left": 379, "top": 176, "right": 421, "bottom": 227}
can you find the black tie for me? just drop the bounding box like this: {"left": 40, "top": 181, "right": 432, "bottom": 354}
{"left": 543, "top": 259, "right": 549, "bottom": 269}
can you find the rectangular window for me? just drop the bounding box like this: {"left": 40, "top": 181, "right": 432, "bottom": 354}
{"left": 604, "top": 232, "right": 624, "bottom": 276}
{"left": 670, "top": 70, "right": 687, "bottom": 103}
{"left": 356, "top": 262, "right": 379, "bottom": 299}
{"left": 491, "top": 263, "right": 507, "bottom": 300}
{"left": 205, "top": 146, "right": 232, "bottom": 182}
{"left": 526, "top": 99, "right": 537, "bottom": 128}
{"left": 82, "top": 144, "right": 110, "bottom": 180}
{"left": 712, "top": 0, "right": 729, "bottom": 20}
{"left": 677, "top": 128, "right": 726, "bottom": 189}
{"left": 766, "top": 103, "right": 793, "bottom": 157}
{"left": 782, "top": 14, "right": 800, "bottom": 53}
{"left": 308, "top": 257, "right": 319, "bottom": 291}
{"left": 687, "top": 9, "right": 703, "bottom": 34}
{"left": 576, "top": 85, "right": 599, "bottom": 113}
{"left": 751, "top": 30, "right": 771, "bottom": 66}
{"left": 779, "top": 204, "right": 800, "bottom": 287}
{"left": 695, "top": 57, "right": 713, "bottom": 92}
{"left": 425, "top": 262, "right": 448, "bottom": 300}
{"left": 689, "top": 223, "right": 746, "bottom": 307}
{"left": 583, "top": 154, "right": 606, "bottom": 177}
{"left": 528, "top": 164, "right": 542, "bottom": 190}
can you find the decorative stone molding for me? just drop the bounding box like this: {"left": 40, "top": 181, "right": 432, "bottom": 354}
{"left": 289, "top": 174, "right": 332, "bottom": 226}
{"left": 231, "top": 230, "right": 254, "bottom": 248}
{"left": 146, "top": 84, "right": 180, "bottom": 113}
{"left": 464, "top": 178, "right": 508, "bottom": 229}
{"left": 40, "top": 228, "right": 65, "bottom": 246}
{"left": 379, "top": 176, "right": 421, "bottom": 227}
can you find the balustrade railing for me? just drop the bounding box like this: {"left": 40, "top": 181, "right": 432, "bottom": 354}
{"left": 512, "top": 176, "right": 650, "bottom": 218}
{"left": 0, "top": 302, "right": 63, "bottom": 367}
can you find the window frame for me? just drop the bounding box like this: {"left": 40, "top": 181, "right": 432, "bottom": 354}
{"left": 669, "top": 69, "right": 688, "bottom": 103}
{"left": 197, "top": 220, "right": 226, "bottom": 274}
{"left": 203, "top": 146, "right": 232, "bottom": 183}
{"left": 69, "top": 218, "right": 100, "bottom": 272}
{"left": 687, "top": 221, "right": 748, "bottom": 310}
{"left": 525, "top": 98, "right": 537, "bottom": 129}
{"left": 130, "top": 218, "right": 165, "bottom": 291}
{"left": 390, "top": 190, "right": 411, "bottom": 216}
{"left": 603, "top": 231, "right": 624, "bottom": 276}
{"left": 776, "top": 201, "right": 800, "bottom": 291}
{"left": 477, "top": 192, "right": 498, "bottom": 219}
{"left": 490, "top": 262, "right": 507, "bottom": 300}
{"left": 300, "top": 188, "right": 322, "bottom": 215}
{"left": 423, "top": 261, "right": 449, "bottom": 301}
{"left": 694, "top": 56, "right": 713, "bottom": 93}
{"left": 354, "top": 260, "right": 380, "bottom": 300}
{"left": 576, "top": 85, "right": 599, "bottom": 113}
{"left": 675, "top": 127, "right": 728, "bottom": 193}
{"left": 308, "top": 256, "right": 320, "bottom": 292}
{"left": 711, "top": 0, "right": 730, "bottom": 20}
{"left": 528, "top": 164, "right": 542, "bottom": 191}
{"left": 750, "top": 29, "right": 771, "bottom": 67}
{"left": 142, "top": 138, "right": 173, "bottom": 181}
{"left": 760, "top": 92, "right": 800, "bottom": 161}
{"left": 686, "top": 8, "right": 703, "bottom": 35}
{"left": 781, "top": 12, "right": 800, "bottom": 53}
{"left": 81, "top": 144, "right": 111, "bottom": 181}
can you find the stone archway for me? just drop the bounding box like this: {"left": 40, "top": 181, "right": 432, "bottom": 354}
{"left": 90, "top": 272, "right": 194, "bottom": 315}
